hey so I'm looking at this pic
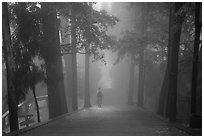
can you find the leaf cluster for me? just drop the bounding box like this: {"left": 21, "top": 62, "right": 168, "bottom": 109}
{"left": 114, "top": 3, "right": 169, "bottom": 65}
{"left": 58, "top": 3, "right": 119, "bottom": 61}
{"left": 6, "top": 2, "right": 45, "bottom": 103}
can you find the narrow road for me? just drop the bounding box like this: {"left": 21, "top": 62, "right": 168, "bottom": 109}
{"left": 20, "top": 106, "right": 189, "bottom": 136}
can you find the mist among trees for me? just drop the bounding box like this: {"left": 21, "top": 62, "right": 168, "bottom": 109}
{"left": 2, "top": 2, "right": 202, "bottom": 135}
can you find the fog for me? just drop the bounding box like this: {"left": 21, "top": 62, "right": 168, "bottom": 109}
{"left": 2, "top": 2, "right": 201, "bottom": 135}
{"left": 77, "top": 51, "right": 131, "bottom": 107}
{"left": 73, "top": 3, "right": 136, "bottom": 107}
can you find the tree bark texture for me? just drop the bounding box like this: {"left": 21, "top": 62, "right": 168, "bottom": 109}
{"left": 190, "top": 2, "right": 201, "bottom": 114}
{"left": 137, "top": 5, "right": 147, "bottom": 107}
{"left": 41, "top": 3, "right": 68, "bottom": 119}
{"left": 166, "top": 3, "right": 183, "bottom": 122}
{"left": 157, "top": 69, "right": 169, "bottom": 116}
{"left": 2, "top": 2, "right": 19, "bottom": 131}
{"left": 84, "top": 45, "right": 91, "bottom": 107}
{"left": 70, "top": 5, "right": 78, "bottom": 111}
{"left": 64, "top": 54, "right": 73, "bottom": 112}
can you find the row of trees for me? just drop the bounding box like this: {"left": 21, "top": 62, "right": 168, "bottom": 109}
{"left": 2, "top": 2, "right": 201, "bottom": 132}
{"left": 3, "top": 2, "right": 118, "bottom": 132}
{"left": 60, "top": 3, "right": 118, "bottom": 110}
{"left": 115, "top": 2, "right": 201, "bottom": 123}
{"left": 158, "top": 3, "right": 201, "bottom": 123}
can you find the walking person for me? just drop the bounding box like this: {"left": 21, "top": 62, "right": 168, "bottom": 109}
{"left": 97, "top": 88, "right": 103, "bottom": 108}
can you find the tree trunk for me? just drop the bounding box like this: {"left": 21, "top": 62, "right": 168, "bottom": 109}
{"left": 157, "top": 3, "right": 173, "bottom": 118}
{"left": 190, "top": 2, "right": 201, "bottom": 115}
{"left": 128, "top": 55, "right": 135, "bottom": 105}
{"left": 157, "top": 69, "right": 169, "bottom": 116}
{"left": 64, "top": 55, "right": 73, "bottom": 112}
{"left": 70, "top": 5, "right": 78, "bottom": 111}
{"left": 137, "top": 5, "right": 147, "bottom": 107}
{"left": 71, "top": 53, "right": 78, "bottom": 111}
{"left": 59, "top": 16, "right": 72, "bottom": 112}
{"left": 32, "top": 85, "right": 40, "bottom": 123}
{"left": 137, "top": 47, "right": 145, "bottom": 107}
{"left": 41, "top": 3, "right": 68, "bottom": 119}
{"left": 84, "top": 45, "right": 91, "bottom": 107}
{"left": 2, "top": 2, "right": 19, "bottom": 132}
{"left": 166, "top": 3, "right": 183, "bottom": 122}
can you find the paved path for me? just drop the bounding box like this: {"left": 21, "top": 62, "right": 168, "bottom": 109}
{"left": 20, "top": 106, "right": 189, "bottom": 136}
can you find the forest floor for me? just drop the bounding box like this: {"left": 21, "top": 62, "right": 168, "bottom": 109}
{"left": 18, "top": 105, "right": 191, "bottom": 136}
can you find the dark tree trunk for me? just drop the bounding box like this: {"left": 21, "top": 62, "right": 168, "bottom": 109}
{"left": 157, "top": 3, "right": 173, "bottom": 117}
{"left": 64, "top": 55, "right": 73, "bottom": 112}
{"left": 190, "top": 3, "right": 201, "bottom": 114}
{"left": 32, "top": 85, "right": 40, "bottom": 123}
{"left": 128, "top": 55, "right": 135, "bottom": 105}
{"left": 84, "top": 45, "right": 91, "bottom": 107}
{"left": 41, "top": 3, "right": 68, "bottom": 119}
{"left": 70, "top": 5, "right": 78, "bottom": 111}
{"left": 157, "top": 69, "right": 169, "bottom": 116}
{"left": 158, "top": 17, "right": 172, "bottom": 118}
{"left": 137, "top": 47, "right": 145, "bottom": 107}
{"left": 71, "top": 53, "right": 78, "bottom": 111}
{"left": 166, "top": 3, "right": 183, "bottom": 122}
{"left": 137, "top": 5, "right": 147, "bottom": 107}
{"left": 2, "top": 2, "right": 19, "bottom": 132}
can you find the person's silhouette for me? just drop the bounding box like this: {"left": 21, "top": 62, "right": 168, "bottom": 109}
{"left": 97, "top": 88, "right": 103, "bottom": 108}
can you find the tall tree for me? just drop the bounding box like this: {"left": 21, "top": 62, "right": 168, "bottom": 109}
{"left": 137, "top": 46, "right": 145, "bottom": 107}
{"left": 60, "top": 2, "right": 118, "bottom": 109}
{"left": 10, "top": 2, "right": 47, "bottom": 124}
{"left": 114, "top": 3, "right": 163, "bottom": 107}
{"left": 128, "top": 54, "right": 135, "bottom": 105}
{"left": 83, "top": 2, "right": 92, "bottom": 108}
{"left": 166, "top": 3, "right": 184, "bottom": 121}
{"left": 2, "top": 2, "right": 19, "bottom": 131}
{"left": 137, "top": 3, "right": 151, "bottom": 107}
{"left": 78, "top": 4, "right": 118, "bottom": 108}
{"left": 114, "top": 30, "right": 139, "bottom": 105}
{"left": 41, "top": 3, "right": 68, "bottom": 119}
{"left": 190, "top": 2, "right": 202, "bottom": 115}
{"left": 4, "top": 2, "right": 46, "bottom": 130}
{"left": 70, "top": 4, "right": 78, "bottom": 111}
{"left": 84, "top": 44, "right": 91, "bottom": 107}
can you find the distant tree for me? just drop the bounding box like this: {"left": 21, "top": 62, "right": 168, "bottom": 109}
{"left": 81, "top": 3, "right": 118, "bottom": 108}
{"left": 115, "top": 30, "right": 139, "bottom": 105}
{"left": 136, "top": 3, "right": 168, "bottom": 108}
{"left": 128, "top": 54, "right": 135, "bottom": 105}
{"left": 59, "top": 2, "right": 118, "bottom": 109}
{"left": 114, "top": 3, "right": 168, "bottom": 106}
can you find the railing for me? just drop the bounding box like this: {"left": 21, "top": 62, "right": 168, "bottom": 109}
{"left": 2, "top": 95, "right": 48, "bottom": 133}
